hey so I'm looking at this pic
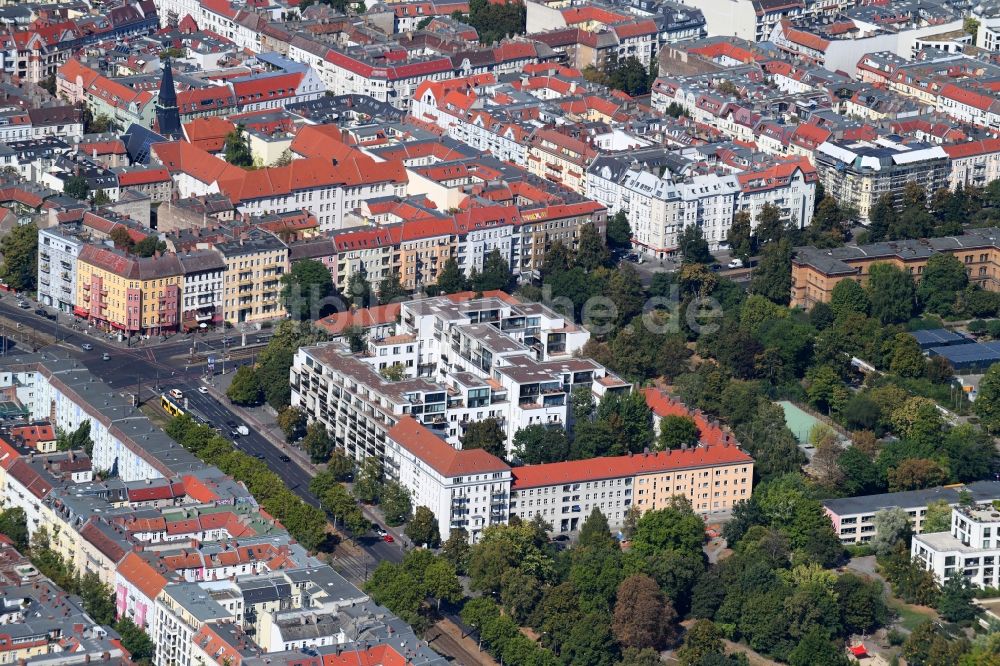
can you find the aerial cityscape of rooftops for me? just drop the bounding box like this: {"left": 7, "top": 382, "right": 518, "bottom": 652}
{"left": 2, "top": 0, "right": 1000, "bottom": 663}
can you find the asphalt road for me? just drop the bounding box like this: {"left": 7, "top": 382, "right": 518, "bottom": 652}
{"left": 0, "top": 299, "right": 403, "bottom": 566}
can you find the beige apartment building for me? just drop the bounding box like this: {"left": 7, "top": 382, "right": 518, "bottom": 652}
{"left": 217, "top": 231, "right": 289, "bottom": 325}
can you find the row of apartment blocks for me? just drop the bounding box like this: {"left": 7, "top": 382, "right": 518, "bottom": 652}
{"left": 0, "top": 353, "right": 446, "bottom": 666}
{"left": 410, "top": 73, "right": 821, "bottom": 254}
{"left": 38, "top": 190, "right": 605, "bottom": 332}
{"left": 380, "top": 388, "right": 753, "bottom": 541}
{"left": 291, "top": 292, "right": 754, "bottom": 540}
{"left": 790, "top": 226, "right": 1000, "bottom": 309}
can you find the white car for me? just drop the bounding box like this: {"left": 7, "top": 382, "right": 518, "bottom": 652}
{"left": 727, "top": 259, "right": 744, "bottom": 269}
{"left": 198, "top": 386, "right": 209, "bottom": 394}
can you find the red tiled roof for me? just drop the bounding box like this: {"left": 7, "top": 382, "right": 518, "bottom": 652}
{"left": 939, "top": 83, "right": 998, "bottom": 112}
{"left": 117, "top": 168, "right": 171, "bottom": 187}
{"left": 388, "top": 417, "right": 510, "bottom": 477}
{"left": 10, "top": 423, "right": 54, "bottom": 447}
{"left": 943, "top": 138, "right": 1000, "bottom": 159}
{"left": 117, "top": 552, "right": 168, "bottom": 600}
{"left": 512, "top": 443, "right": 752, "bottom": 490}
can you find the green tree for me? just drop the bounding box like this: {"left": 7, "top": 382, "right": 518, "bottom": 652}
{"left": 318, "top": 451, "right": 350, "bottom": 483}
{"left": 347, "top": 270, "right": 372, "bottom": 308}
{"left": 657, "top": 414, "right": 700, "bottom": 450}
{"left": 513, "top": 425, "right": 569, "bottom": 464}
{"left": 788, "top": 627, "right": 851, "bottom": 666}
{"left": 223, "top": 125, "right": 253, "bottom": 167}
{"left": 806, "top": 365, "right": 849, "bottom": 414}
{"left": 974, "top": 362, "right": 1000, "bottom": 433}
{"left": 134, "top": 236, "right": 166, "bottom": 257}
{"left": 405, "top": 506, "right": 441, "bottom": 548}
{"left": 631, "top": 496, "right": 704, "bottom": 558}
{"left": 755, "top": 203, "right": 785, "bottom": 246}
{"left": 889, "top": 333, "right": 926, "bottom": 378}
{"left": 607, "top": 211, "right": 631, "bottom": 249}
{"left": 302, "top": 421, "right": 334, "bottom": 463}
{"left": 917, "top": 254, "right": 967, "bottom": 314}
{"left": 903, "top": 620, "right": 967, "bottom": 666}
{"left": 542, "top": 240, "right": 573, "bottom": 277}
{"left": 837, "top": 447, "right": 882, "bottom": 496}
{"left": 727, "top": 211, "right": 754, "bottom": 263}
{"left": 352, "top": 456, "right": 383, "bottom": 503}
{"left": 607, "top": 264, "right": 645, "bottom": 328}
{"left": 750, "top": 239, "right": 792, "bottom": 305}
{"left": 78, "top": 572, "right": 116, "bottom": 625}
{"left": 113, "top": 618, "right": 155, "bottom": 666}
{"left": 595, "top": 390, "right": 653, "bottom": 455}
{"left": 680, "top": 225, "right": 713, "bottom": 264}
{"left": 281, "top": 259, "right": 335, "bottom": 320}
{"left": 872, "top": 507, "right": 913, "bottom": 557}
{"left": 381, "top": 480, "right": 412, "bottom": 526}
{"left": 226, "top": 366, "right": 264, "bottom": 406}
{"left": 576, "top": 222, "right": 610, "bottom": 271}
{"left": 64, "top": 175, "right": 90, "bottom": 200}
{"left": 378, "top": 270, "right": 407, "bottom": 304}
{"left": 868, "top": 193, "right": 896, "bottom": 242}
{"left": 866, "top": 263, "right": 916, "bottom": 324}
{"left": 436, "top": 257, "right": 465, "bottom": 294}
{"left": 835, "top": 573, "right": 888, "bottom": 635}
{"left": 0, "top": 222, "right": 38, "bottom": 291}
{"left": 460, "top": 418, "right": 506, "bottom": 459}
{"left": 938, "top": 573, "right": 976, "bottom": 623}
{"left": 0, "top": 507, "right": 28, "bottom": 551}
{"left": 922, "top": 499, "right": 952, "bottom": 533}
{"left": 612, "top": 573, "right": 677, "bottom": 649}
{"left": 474, "top": 248, "right": 513, "bottom": 292}
{"left": 676, "top": 619, "right": 725, "bottom": 665}
{"left": 423, "top": 556, "right": 462, "bottom": 610}
{"left": 442, "top": 528, "right": 471, "bottom": 573}
{"left": 277, "top": 406, "right": 307, "bottom": 441}
{"left": 829, "top": 279, "right": 869, "bottom": 318}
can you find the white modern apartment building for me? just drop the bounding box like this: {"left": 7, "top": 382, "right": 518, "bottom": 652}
{"left": 38, "top": 226, "right": 84, "bottom": 313}
{"left": 290, "top": 293, "right": 630, "bottom": 459}
{"left": 913, "top": 502, "right": 1000, "bottom": 589}
{"left": 385, "top": 416, "right": 512, "bottom": 543}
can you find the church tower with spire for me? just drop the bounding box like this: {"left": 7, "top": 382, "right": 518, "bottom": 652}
{"left": 155, "top": 59, "right": 181, "bottom": 139}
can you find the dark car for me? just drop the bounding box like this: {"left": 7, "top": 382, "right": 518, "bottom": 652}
{"left": 230, "top": 430, "right": 240, "bottom": 439}
{"left": 278, "top": 454, "right": 291, "bottom": 462}
{"left": 253, "top": 453, "right": 266, "bottom": 460}
{"left": 34, "top": 308, "right": 46, "bottom": 316}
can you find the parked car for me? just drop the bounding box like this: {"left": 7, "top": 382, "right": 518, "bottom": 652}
{"left": 17, "top": 301, "right": 29, "bottom": 309}
{"left": 34, "top": 308, "right": 46, "bottom": 316}
{"left": 382, "top": 534, "right": 394, "bottom": 543}
{"left": 727, "top": 258, "right": 744, "bottom": 269}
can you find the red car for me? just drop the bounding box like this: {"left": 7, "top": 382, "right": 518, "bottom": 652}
{"left": 382, "top": 534, "right": 394, "bottom": 543}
